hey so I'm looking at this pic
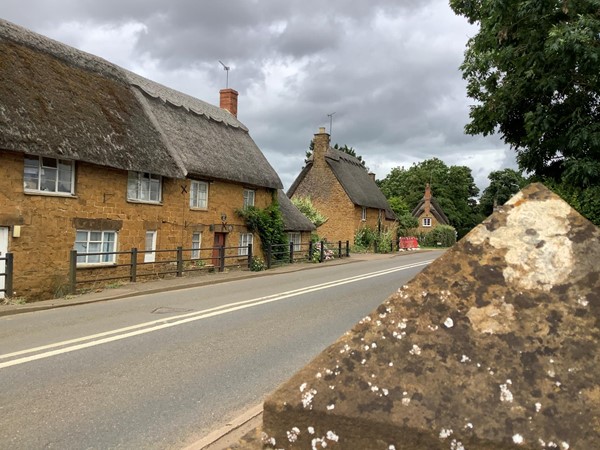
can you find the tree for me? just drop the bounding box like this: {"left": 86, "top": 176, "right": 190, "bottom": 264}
{"left": 479, "top": 169, "right": 528, "bottom": 216}
{"left": 306, "top": 141, "right": 368, "bottom": 169}
{"left": 291, "top": 196, "right": 327, "bottom": 228}
{"left": 450, "top": 0, "right": 600, "bottom": 188}
{"left": 378, "top": 158, "right": 481, "bottom": 237}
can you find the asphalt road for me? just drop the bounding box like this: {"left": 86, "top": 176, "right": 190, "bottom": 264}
{"left": 0, "top": 251, "right": 442, "bottom": 449}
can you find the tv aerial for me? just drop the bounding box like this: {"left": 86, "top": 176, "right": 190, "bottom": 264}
{"left": 219, "top": 60, "right": 230, "bottom": 88}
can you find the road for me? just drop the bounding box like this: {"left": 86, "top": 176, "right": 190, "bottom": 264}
{"left": 0, "top": 251, "right": 442, "bottom": 449}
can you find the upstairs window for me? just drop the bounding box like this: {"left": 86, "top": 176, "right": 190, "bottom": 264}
{"left": 24, "top": 156, "right": 74, "bottom": 195}
{"left": 127, "top": 172, "right": 162, "bottom": 203}
{"left": 361, "top": 207, "right": 367, "bottom": 221}
{"left": 423, "top": 218, "right": 432, "bottom": 227}
{"left": 243, "top": 189, "right": 255, "bottom": 208}
{"left": 190, "top": 181, "right": 208, "bottom": 209}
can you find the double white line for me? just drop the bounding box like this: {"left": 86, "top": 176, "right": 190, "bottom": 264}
{"left": 0, "top": 259, "right": 433, "bottom": 369}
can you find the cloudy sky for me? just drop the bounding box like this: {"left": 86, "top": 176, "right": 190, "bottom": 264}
{"left": 2, "top": 0, "right": 517, "bottom": 193}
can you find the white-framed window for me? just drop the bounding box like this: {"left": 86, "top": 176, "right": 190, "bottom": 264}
{"left": 361, "top": 207, "right": 367, "bottom": 221}
{"left": 75, "top": 230, "right": 117, "bottom": 265}
{"left": 127, "top": 171, "right": 162, "bottom": 203}
{"left": 289, "top": 232, "right": 301, "bottom": 251}
{"left": 423, "top": 217, "right": 432, "bottom": 227}
{"left": 238, "top": 233, "right": 253, "bottom": 256}
{"left": 24, "top": 155, "right": 74, "bottom": 195}
{"left": 192, "top": 232, "right": 202, "bottom": 259}
{"left": 144, "top": 231, "right": 157, "bottom": 263}
{"left": 190, "top": 180, "right": 208, "bottom": 209}
{"left": 243, "top": 189, "right": 255, "bottom": 208}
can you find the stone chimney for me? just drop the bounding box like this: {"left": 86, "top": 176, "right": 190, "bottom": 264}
{"left": 312, "top": 127, "right": 330, "bottom": 166}
{"left": 219, "top": 88, "right": 238, "bottom": 117}
{"left": 368, "top": 172, "right": 376, "bottom": 182}
{"left": 424, "top": 183, "right": 431, "bottom": 216}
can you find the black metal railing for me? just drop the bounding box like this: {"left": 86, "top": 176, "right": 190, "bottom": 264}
{"left": 0, "top": 252, "right": 13, "bottom": 298}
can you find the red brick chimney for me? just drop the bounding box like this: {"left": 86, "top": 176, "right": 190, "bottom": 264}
{"left": 219, "top": 88, "right": 238, "bottom": 117}
{"left": 424, "top": 183, "right": 431, "bottom": 216}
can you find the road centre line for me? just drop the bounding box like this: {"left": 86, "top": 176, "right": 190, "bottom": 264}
{"left": 0, "top": 259, "right": 433, "bottom": 369}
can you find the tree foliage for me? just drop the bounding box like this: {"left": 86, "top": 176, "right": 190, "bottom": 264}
{"left": 290, "top": 196, "right": 328, "bottom": 228}
{"left": 235, "top": 203, "right": 288, "bottom": 260}
{"left": 378, "top": 158, "right": 481, "bottom": 237}
{"left": 479, "top": 168, "right": 528, "bottom": 216}
{"left": 450, "top": 0, "right": 600, "bottom": 187}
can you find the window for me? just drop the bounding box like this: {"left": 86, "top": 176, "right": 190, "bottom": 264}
{"left": 238, "top": 233, "right": 253, "bottom": 256}
{"left": 144, "top": 231, "right": 157, "bottom": 263}
{"left": 24, "top": 155, "right": 74, "bottom": 194}
{"left": 75, "top": 230, "right": 116, "bottom": 265}
{"left": 361, "top": 207, "right": 367, "bottom": 221}
{"left": 289, "top": 232, "right": 301, "bottom": 252}
{"left": 243, "top": 189, "right": 255, "bottom": 208}
{"left": 190, "top": 181, "right": 208, "bottom": 209}
{"left": 127, "top": 171, "right": 162, "bottom": 203}
{"left": 423, "top": 218, "right": 432, "bottom": 227}
{"left": 192, "top": 232, "right": 202, "bottom": 259}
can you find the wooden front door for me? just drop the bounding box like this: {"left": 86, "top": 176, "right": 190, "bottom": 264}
{"left": 0, "top": 227, "right": 8, "bottom": 299}
{"left": 212, "top": 232, "right": 226, "bottom": 266}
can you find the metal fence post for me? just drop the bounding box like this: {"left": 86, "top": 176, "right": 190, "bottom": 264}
{"left": 374, "top": 240, "right": 378, "bottom": 254}
{"left": 176, "top": 246, "right": 183, "bottom": 277}
{"left": 308, "top": 241, "right": 313, "bottom": 261}
{"left": 346, "top": 240, "right": 350, "bottom": 257}
{"left": 338, "top": 241, "right": 342, "bottom": 258}
{"left": 69, "top": 250, "right": 77, "bottom": 295}
{"left": 219, "top": 246, "right": 225, "bottom": 272}
{"left": 5, "top": 253, "right": 13, "bottom": 298}
{"left": 320, "top": 240, "right": 325, "bottom": 263}
{"left": 266, "top": 243, "right": 272, "bottom": 269}
{"left": 289, "top": 242, "right": 294, "bottom": 264}
{"left": 247, "top": 243, "right": 253, "bottom": 269}
{"left": 130, "top": 248, "right": 137, "bottom": 282}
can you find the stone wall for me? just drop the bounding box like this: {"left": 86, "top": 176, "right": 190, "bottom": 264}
{"left": 0, "top": 150, "right": 272, "bottom": 300}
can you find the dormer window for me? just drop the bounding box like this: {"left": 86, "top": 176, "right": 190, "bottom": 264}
{"left": 24, "top": 155, "right": 74, "bottom": 195}
{"left": 127, "top": 171, "right": 162, "bottom": 203}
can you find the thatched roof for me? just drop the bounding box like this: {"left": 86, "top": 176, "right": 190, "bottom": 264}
{"left": 277, "top": 190, "right": 316, "bottom": 232}
{"left": 0, "top": 19, "right": 282, "bottom": 189}
{"left": 411, "top": 192, "right": 450, "bottom": 225}
{"left": 288, "top": 147, "right": 395, "bottom": 220}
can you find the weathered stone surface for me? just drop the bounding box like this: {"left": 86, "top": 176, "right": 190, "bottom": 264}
{"left": 262, "top": 183, "right": 600, "bottom": 449}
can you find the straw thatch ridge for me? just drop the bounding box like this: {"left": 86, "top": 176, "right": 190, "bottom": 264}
{"left": 411, "top": 195, "right": 450, "bottom": 225}
{"left": 277, "top": 190, "right": 316, "bottom": 232}
{"left": 0, "top": 18, "right": 282, "bottom": 189}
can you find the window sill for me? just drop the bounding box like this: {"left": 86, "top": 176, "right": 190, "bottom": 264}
{"left": 127, "top": 199, "right": 163, "bottom": 206}
{"left": 24, "top": 190, "right": 76, "bottom": 198}
{"left": 190, "top": 207, "right": 209, "bottom": 212}
{"left": 76, "top": 263, "right": 117, "bottom": 269}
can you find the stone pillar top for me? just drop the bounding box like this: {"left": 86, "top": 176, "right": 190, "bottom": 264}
{"left": 262, "top": 183, "right": 600, "bottom": 449}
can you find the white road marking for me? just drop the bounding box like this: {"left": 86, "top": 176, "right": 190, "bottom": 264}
{"left": 0, "top": 259, "right": 433, "bottom": 369}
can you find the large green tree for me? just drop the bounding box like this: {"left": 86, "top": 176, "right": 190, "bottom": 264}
{"left": 378, "top": 158, "right": 481, "bottom": 237}
{"left": 450, "top": 0, "right": 600, "bottom": 187}
{"left": 479, "top": 168, "right": 528, "bottom": 216}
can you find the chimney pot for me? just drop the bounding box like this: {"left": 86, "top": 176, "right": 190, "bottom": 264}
{"left": 220, "top": 88, "right": 239, "bottom": 117}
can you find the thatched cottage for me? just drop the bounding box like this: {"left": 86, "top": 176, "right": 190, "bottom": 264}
{"left": 0, "top": 18, "right": 292, "bottom": 300}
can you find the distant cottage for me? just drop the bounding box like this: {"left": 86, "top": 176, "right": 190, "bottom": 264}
{"left": 287, "top": 127, "right": 396, "bottom": 245}
{"left": 0, "top": 18, "right": 307, "bottom": 300}
{"left": 411, "top": 183, "right": 449, "bottom": 233}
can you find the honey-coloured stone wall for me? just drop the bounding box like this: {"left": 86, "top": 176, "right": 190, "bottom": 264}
{"left": 0, "top": 150, "right": 272, "bottom": 300}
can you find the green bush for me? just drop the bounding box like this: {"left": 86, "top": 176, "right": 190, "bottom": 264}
{"left": 250, "top": 257, "right": 266, "bottom": 272}
{"left": 374, "top": 227, "right": 395, "bottom": 253}
{"left": 420, "top": 225, "right": 456, "bottom": 248}
{"left": 236, "top": 201, "right": 289, "bottom": 261}
{"left": 354, "top": 226, "right": 377, "bottom": 250}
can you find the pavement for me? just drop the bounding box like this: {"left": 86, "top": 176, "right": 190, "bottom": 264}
{"left": 0, "top": 251, "right": 427, "bottom": 318}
